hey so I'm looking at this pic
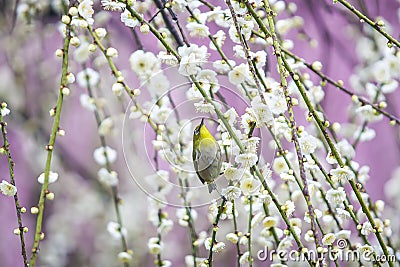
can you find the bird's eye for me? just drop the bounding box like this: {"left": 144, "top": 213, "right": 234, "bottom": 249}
{"left": 194, "top": 128, "right": 200, "bottom": 135}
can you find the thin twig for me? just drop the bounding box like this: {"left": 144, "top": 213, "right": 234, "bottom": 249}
{"left": 0, "top": 115, "right": 28, "bottom": 267}
{"left": 335, "top": 0, "right": 400, "bottom": 48}
{"left": 29, "top": 13, "right": 72, "bottom": 267}
{"left": 84, "top": 66, "right": 130, "bottom": 267}
{"left": 262, "top": 0, "right": 322, "bottom": 256}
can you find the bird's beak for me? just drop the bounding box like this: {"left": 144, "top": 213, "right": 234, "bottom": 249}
{"left": 200, "top": 118, "right": 204, "bottom": 127}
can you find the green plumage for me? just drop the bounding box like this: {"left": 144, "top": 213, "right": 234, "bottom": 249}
{"left": 192, "top": 119, "right": 222, "bottom": 193}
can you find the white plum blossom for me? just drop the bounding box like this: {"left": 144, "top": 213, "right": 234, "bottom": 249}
{"left": 94, "top": 28, "right": 107, "bottom": 39}
{"left": 228, "top": 64, "right": 249, "bottom": 85}
{"left": 228, "top": 19, "right": 253, "bottom": 43}
{"left": 240, "top": 177, "right": 261, "bottom": 195}
{"left": 37, "top": 171, "right": 59, "bottom": 184}
{"left": 118, "top": 252, "right": 132, "bottom": 263}
{"left": 176, "top": 208, "right": 197, "bottom": 227}
{"left": 97, "top": 168, "right": 119, "bottom": 186}
{"left": 277, "top": 236, "right": 294, "bottom": 251}
{"left": 213, "top": 59, "right": 235, "bottom": 73}
{"left": 157, "top": 51, "right": 178, "bottom": 65}
{"left": 336, "top": 139, "right": 355, "bottom": 159}
{"left": 1, "top": 106, "right": 10, "bottom": 117}
{"left": 144, "top": 170, "right": 173, "bottom": 195}
{"left": 326, "top": 187, "right": 346, "bottom": 205}
{"left": 247, "top": 96, "right": 273, "bottom": 126}
{"left": 262, "top": 216, "right": 278, "bottom": 229}
{"left": 272, "top": 156, "right": 289, "bottom": 174}
{"left": 239, "top": 252, "right": 250, "bottom": 265}
{"left": 243, "top": 137, "right": 260, "bottom": 154}
{"left": 252, "top": 50, "right": 267, "bottom": 68}
{"left": 73, "top": 41, "right": 90, "bottom": 63}
{"left": 381, "top": 79, "right": 398, "bottom": 94}
{"left": 78, "top": 0, "right": 94, "bottom": 25}
{"left": 372, "top": 59, "right": 391, "bottom": 83}
{"left": 178, "top": 45, "right": 208, "bottom": 76}
{"left": 233, "top": 45, "right": 246, "bottom": 59}
{"left": 241, "top": 113, "right": 255, "bottom": 134}
{"left": 275, "top": 16, "right": 304, "bottom": 35}
{"left": 93, "top": 146, "right": 117, "bottom": 165}
{"left": 235, "top": 153, "right": 258, "bottom": 167}
{"left": 147, "top": 74, "right": 170, "bottom": 96}
{"left": 309, "top": 85, "right": 325, "bottom": 104}
{"left": 210, "top": 30, "right": 226, "bottom": 50}
{"left": 194, "top": 101, "right": 214, "bottom": 113}
{"left": 357, "top": 245, "right": 374, "bottom": 260}
{"left": 304, "top": 209, "right": 322, "bottom": 223}
{"left": 266, "top": 93, "right": 288, "bottom": 115}
{"left": 80, "top": 94, "right": 96, "bottom": 111}
{"left": 221, "top": 186, "right": 241, "bottom": 200}
{"left": 178, "top": 44, "right": 209, "bottom": 61}
{"left": 76, "top": 68, "right": 100, "bottom": 87}
{"left": 330, "top": 167, "right": 355, "bottom": 183}
{"left": 159, "top": 218, "right": 173, "bottom": 235}
{"left": 335, "top": 207, "right": 350, "bottom": 220}
{"left": 186, "top": 22, "right": 210, "bottom": 37}
{"left": 214, "top": 9, "right": 231, "bottom": 28}
{"left": 326, "top": 150, "right": 339, "bottom": 165}
{"left": 361, "top": 221, "right": 374, "bottom": 236}
{"left": 282, "top": 200, "right": 296, "bottom": 217}
{"left": 298, "top": 133, "right": 319, "bottom": 155}
{"left": 355, "top": 105, "right": 383, "bottom": 122}
{"left": 212, "top": 241, "right": 226, "bottom": 253}
{"left": 224, "top": 165, "right": 243, "bottom": 181}
{"left": 107, "top": 221, "right": 128, "bottom": 239}
{"left": 322, "top": 233, "right": 336, "bottom": 246}
{"left": 129, "top": 50, "right": 160, "bottom": 79}
{"left": 231, "top": 0, "right": 247, "bottom": 15}
{"left": 99, "top": 117, "right": 114, "bottom": 136}
{"left": 121, "top": 9, "right": 141, "bottom": 28}
{"left": 148, "top": 237, "right": 163, "bottom": 255}
{"left": 353, "top": 126, "right": 376, "bottom": 142}
{"left": 224, "top": 108, "right": 238, "bottom": 125}
{"left": 179, "top": 53, "right": 201, "bottom": 76}
{"left": 196, "top": 69, "right": 220, "bottom": 94}
{"left": 101, "top": 0, "right": 126, "bottom": 11}
{"left": 280, "top": 172, "right": 295, "bottom": 182}
{"left": 0, "top": 180, "right": 17, "bottom": 196}
{"left": 226, "top": 233, "right": 239, "bottom": 244}
{"left": 336, "top": 230, "right": 351, "bottom": 240}
{"left": 204, "top": 237, "right": 225, "bottom": 253}
{"left": 357, "top": 165, "right": 370, "bottom": 184}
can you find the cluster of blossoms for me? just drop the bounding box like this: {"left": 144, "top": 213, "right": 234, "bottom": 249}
{"left": 1, "top": 0, "right": 400, "bottom": 266}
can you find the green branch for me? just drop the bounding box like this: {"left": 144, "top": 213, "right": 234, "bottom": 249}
{"left": 262, "top": 0, "right": 322, "bottom": 254}
{"left": 335, "top": 0, "right": 400, "bottom": 48}
{"left": 282, "top": 56, "right": 394, "bottom": 267}
{"left": 29, "top": 21, "right": 72, "bottom": 267}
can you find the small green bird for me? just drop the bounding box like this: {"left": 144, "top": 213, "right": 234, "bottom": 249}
{"left": 192, "top": 118, "right": 222, "bottom": 193}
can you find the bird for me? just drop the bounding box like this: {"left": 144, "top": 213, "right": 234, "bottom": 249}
{"left": 192, "top": 118, "right": 222, "bottom": 193}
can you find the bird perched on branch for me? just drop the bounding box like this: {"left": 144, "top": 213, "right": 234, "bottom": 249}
{"left": 192, "top": 118, "right": 222, "bottom": 193}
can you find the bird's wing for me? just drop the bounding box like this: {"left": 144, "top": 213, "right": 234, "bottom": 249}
{"left": 193, "top": 149, "right": 205, "bottom": 184}
{"left": 197, "top": 144, "right": 217, "bottom": 171}
{"left": 216, "top": 143, "right": 222, "bottom": 172}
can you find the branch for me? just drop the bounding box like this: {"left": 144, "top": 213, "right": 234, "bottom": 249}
{"left": 29, "top": 18, "right": 72, "bottom": 267}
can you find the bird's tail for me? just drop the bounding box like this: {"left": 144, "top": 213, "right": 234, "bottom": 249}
{"left": 208, "top": 182, "right": 227, "bottom": 201}
{"left": 208, "top": 182, "right": 217, "bottom": 193}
